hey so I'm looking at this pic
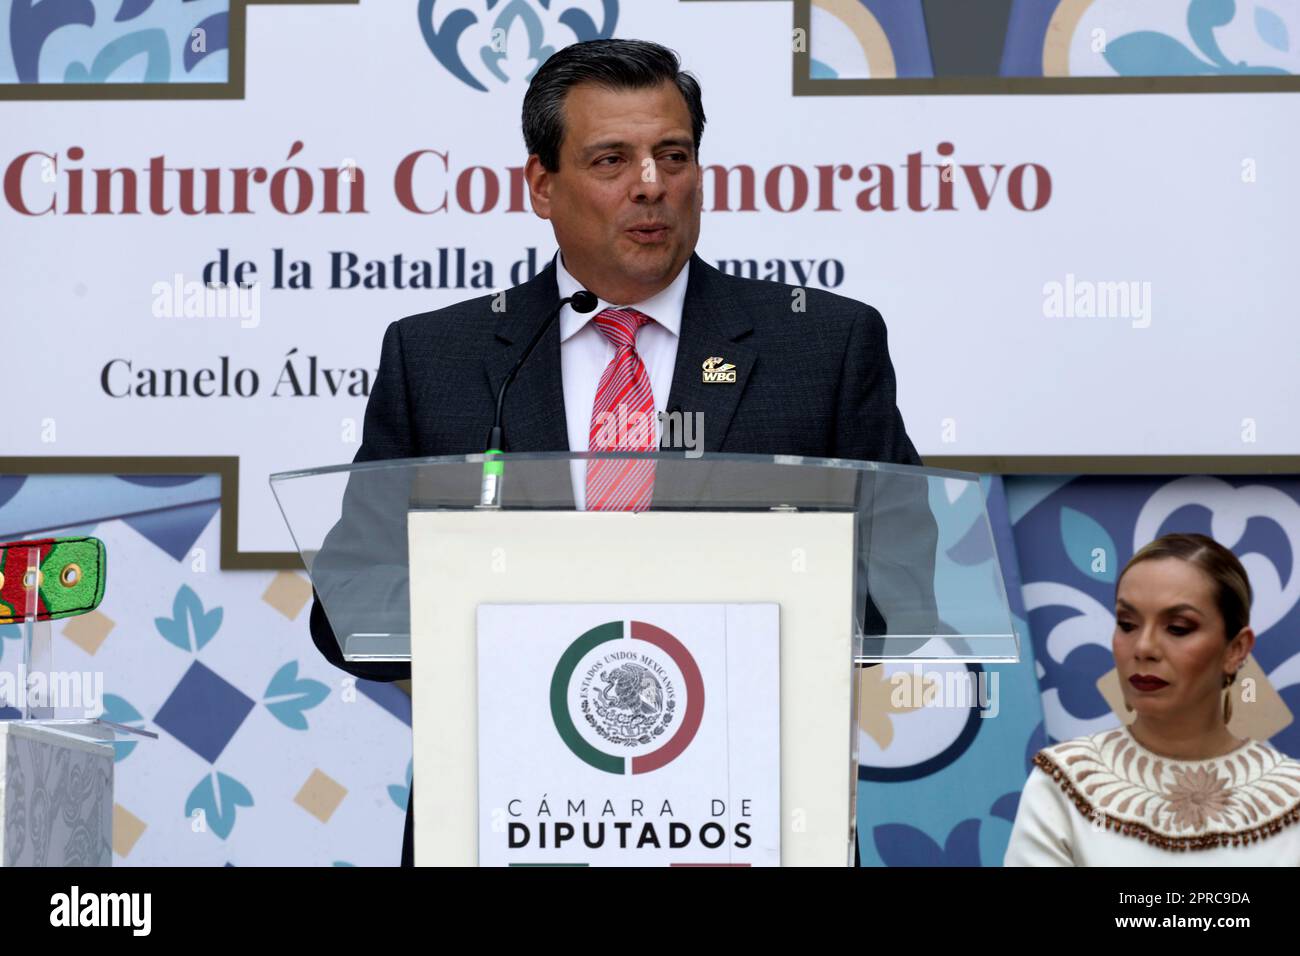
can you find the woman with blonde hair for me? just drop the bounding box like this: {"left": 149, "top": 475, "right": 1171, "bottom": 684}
{"left": 1005, "top": 532, "right": 1300, "bottom": 865}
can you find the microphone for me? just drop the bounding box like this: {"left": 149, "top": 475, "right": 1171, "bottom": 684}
{"left": 480, "top": 289, "right": 598, "bottom": 506}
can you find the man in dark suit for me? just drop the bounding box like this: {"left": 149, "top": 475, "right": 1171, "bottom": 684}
{"left": 308, "top": 38, "right": 936, "bottom": 866}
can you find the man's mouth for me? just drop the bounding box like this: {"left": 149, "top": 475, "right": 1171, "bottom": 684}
{"left": 1128, "top": 674, "right": 1170, "bottom": 691}
{"left": 626, "top": 223, "right": 670, "bottom": 243}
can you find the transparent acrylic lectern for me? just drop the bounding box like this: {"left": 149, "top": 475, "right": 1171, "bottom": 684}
{"left": 271, "top": 452, "right": 1018, "bottom": 866}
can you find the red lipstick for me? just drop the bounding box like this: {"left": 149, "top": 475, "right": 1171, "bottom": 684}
{"left": 1128, "top": 674, "right": 1169, "bottom": 691}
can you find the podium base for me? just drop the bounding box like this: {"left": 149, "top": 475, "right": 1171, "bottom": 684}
{"left": 0, "top": 720, "right": 113, "bottom": 866}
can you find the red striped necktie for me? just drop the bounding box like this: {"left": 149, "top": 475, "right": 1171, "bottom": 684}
{"left": 586, "top": 307, "right": 657, "bottom": 511}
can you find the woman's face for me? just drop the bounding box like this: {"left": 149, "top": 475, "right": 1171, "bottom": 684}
{"left": 1113, "top": 558, "right": 1250, "bottom": 720}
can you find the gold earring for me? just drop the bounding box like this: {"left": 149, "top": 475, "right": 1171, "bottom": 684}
{"left": 1124, "top": 698, "right": 1134, "bottom": 713}
{"left": 1223, "top": 672, "right": 1236, "bottom": 724}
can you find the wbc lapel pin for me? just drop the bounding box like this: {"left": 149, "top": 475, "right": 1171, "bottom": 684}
{"left": 701, "top": 356, "right": 736, "bottom": 384}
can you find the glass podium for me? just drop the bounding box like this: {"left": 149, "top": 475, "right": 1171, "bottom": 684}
{"left": 271, "top": 452, "right": 1019, "bottom": 865}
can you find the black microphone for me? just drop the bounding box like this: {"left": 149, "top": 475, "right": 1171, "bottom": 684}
{"left": 662, "top": 404, "right": 681, "bottom": 451}
{"left": 480, "top": 290, "right": 598, "bottom": 505}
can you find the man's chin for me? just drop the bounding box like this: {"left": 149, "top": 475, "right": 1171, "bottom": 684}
{"left": 618, "top": 244, "right": 684, "bottom": 280}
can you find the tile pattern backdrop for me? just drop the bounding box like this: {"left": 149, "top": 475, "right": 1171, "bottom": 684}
{"left": 1, "top": 471, "right": 1295, "bottom": 865}
{"left": 0, "top": 474, "right": 411, "bottom": 866}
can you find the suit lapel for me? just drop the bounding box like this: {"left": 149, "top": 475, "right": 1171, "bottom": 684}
{"left": 663, "top": 252, "right": 756, "bottom": 453}
{"left": 483, "top": 259, "right": 571, "bottom": 454}
{"left": 483, "top": 251, "right": 757, "bottom": 510}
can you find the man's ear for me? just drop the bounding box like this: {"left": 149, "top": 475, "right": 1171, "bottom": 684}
{"left": 524, "top": 155, "right": 552, "bottom": 220}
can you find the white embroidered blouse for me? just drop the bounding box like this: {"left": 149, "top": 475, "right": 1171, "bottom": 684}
{"left": 1004, "top": 725, "right": 1300, "bottom": 866}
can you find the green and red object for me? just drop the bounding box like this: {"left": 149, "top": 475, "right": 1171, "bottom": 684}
{"left": 0, "top": 536, "right": 106, "bottom": 624}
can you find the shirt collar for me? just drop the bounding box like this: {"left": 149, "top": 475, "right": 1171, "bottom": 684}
{"left": 554, "top": 249, "right": 689, "bottom": 343}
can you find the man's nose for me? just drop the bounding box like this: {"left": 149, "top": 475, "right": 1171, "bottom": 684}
{"left": 630, "top": 158, "right": 668, "bottom": 201}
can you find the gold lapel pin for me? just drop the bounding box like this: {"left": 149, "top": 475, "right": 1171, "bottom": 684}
{"left": 701, "top": 356, "right": 737, "bottom": 384}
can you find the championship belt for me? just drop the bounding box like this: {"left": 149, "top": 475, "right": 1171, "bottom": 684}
{"left": 0, "top": 536, "right": 107, "bottom": 624}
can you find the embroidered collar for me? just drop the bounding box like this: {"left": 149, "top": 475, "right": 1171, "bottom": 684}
{"left": 1035, "top": 726, "right": 1300, "bottom": 850}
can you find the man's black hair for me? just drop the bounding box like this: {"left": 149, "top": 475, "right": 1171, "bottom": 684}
{"left": 522, "top": 38, "right": 705, "bottom": 172}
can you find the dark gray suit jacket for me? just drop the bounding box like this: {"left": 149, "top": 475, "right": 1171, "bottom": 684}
{"left": 306, "top": 249, "right": 938, "bottom": 863}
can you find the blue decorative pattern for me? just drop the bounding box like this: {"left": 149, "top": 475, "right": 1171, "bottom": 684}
{"left": 263, "top": 661, "right": 330, "bottom": 731}
{"left": 2, "top": 0, "right": 231, "bottom": 84}
{"left": 154, "top": 584, "right": 223, "bottom": 654}
{"left": 417, "top": 0, "right": 617, "bottom": 92}
{"left": 185, "top": 770, "right": 254, "bottom": 840}
{"left": 1104, "top": 0, "right": 1288, "bottom": 75}
{"left": 861, "top": 0, "right": 933, "bottom": 77}
{"left": 154, "top": 659, "right": 255, "bottom": 763}
{"left": 1001, "top": 0, "right": 1297, "bottom": 77}
{"left": 102, "top": 693, "right": 145, "bottom": 761}
{"left": 387, "top": 758, "right": 412, "bottom": 811}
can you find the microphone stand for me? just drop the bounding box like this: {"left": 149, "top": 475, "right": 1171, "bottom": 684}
{"left": 479, "top": 289, "right": 598, "bottom": 507}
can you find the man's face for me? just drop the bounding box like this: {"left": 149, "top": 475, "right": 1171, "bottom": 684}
{"left": 525, "top": 80, "right": 703, "bottom": 304}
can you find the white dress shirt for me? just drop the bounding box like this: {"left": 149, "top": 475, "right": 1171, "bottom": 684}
{"left": 554, "top": 250, "right": 689, "bottom": 509}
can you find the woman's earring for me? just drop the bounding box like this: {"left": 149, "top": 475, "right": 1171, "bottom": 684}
{"left": 1124, "top": 697, "right": 1134, "bottom": 713}
{"left": 1223, "top": 674, "right": 1234, "bottom": 724}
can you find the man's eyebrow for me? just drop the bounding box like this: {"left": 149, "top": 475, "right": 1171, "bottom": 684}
{"left": 1115, "top": 598, "right": 1205, "bottom": 616}
{"left": 656, "top": 136, "right": 695, "bottom": 152}
{"left": 579, "top": 137, "right": 695, "bottom": 159}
